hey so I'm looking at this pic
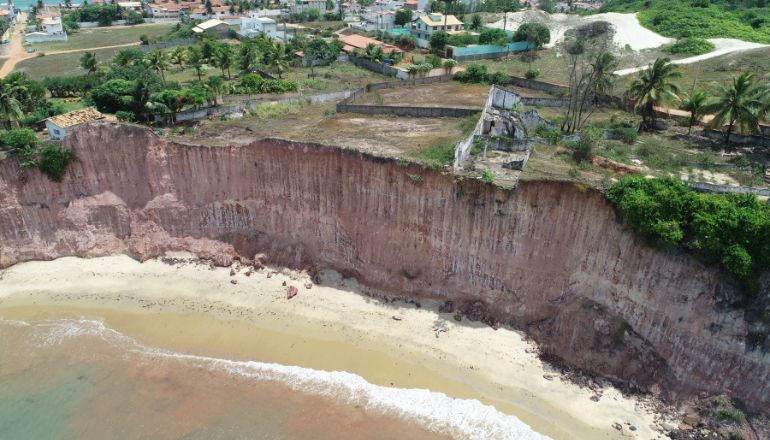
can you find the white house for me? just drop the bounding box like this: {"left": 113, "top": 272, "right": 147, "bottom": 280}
{"left": 361, "top": 9, "right": 395, "bottom": 30}
{"left": 239, "top": 14, "right": 277, "bottom": 39}
{"left": 46, "top": 108, "right": 111, "bottom": 141}
{"left": 412, "top": 12, "right": 462, "bottom": 46}
{"left": 26, "top": 15, "right": 68, "bottom": 43}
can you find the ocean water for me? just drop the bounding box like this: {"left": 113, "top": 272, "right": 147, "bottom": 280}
{"left": 0, "top": 317, "right": 549, "bottom": 440}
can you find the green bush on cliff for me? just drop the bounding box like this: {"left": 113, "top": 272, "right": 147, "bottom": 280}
{"left": 607, "top": 175, "right": 770, "bottom": 284}
{"left": 37, "top": 144, "right": 74, "bottom": 182}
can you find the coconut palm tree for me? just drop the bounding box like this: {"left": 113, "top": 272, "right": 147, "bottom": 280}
{"left": 269, "top": 47, "right": 290, "bottom": 79}
{"left": 212, "top": 45, "right": 234, "bottom": 79}
{"left": 186, "top": 46, "right": 206, "bottom": 82}
{"left": 144, "top": 50, "right": 170, "bottom": 81}
{"left": 169, "top": 46, "right": 188, "bottom": 70}
{"left": 680, "top": 90, "right": 708, "bottom": 135}
{"left": 0, "top": 83, "right": 24, "bottom": 128}
{"left": 79, "top": 52, "right": 99, "bottom": 76}
{"left": 204, "top": 76, "right": 225, "bottom": 106}
{"left": 625, "top": 57, "right": 682, "bottom": 131}
{"left": 702, "top": 72, "right": 763, "bottom": 145}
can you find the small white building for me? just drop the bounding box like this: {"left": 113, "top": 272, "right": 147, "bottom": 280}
{"left": 46, "top": 108, "right": 111, "bottom": 141}
{"left": 26, "top": 15, "right": 68, "bottom": 43}
{"left": 239, "top": 15, "right": 276, "bottom": 39}
{"left": 192, "top": 18, "right": 230, "bottom": 37}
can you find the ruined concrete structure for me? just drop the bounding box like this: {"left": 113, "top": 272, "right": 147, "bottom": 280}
{"left": 1, "top": 123, "right": 769, "bottom": 411}
{"left": 455, "top": 86, "right": 552, "bottom": 172}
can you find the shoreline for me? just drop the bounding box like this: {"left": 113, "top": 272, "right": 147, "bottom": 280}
{"left": 0, "top": 254, "right": 675, "bottom": 440}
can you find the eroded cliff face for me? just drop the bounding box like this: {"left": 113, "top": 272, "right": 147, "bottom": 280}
{"left": 1, "top": 122, "right": 768, "bottom": 410}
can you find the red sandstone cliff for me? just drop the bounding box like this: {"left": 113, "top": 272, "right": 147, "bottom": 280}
{"left": 0, "top": 122, "right": 768, "bottom": 410}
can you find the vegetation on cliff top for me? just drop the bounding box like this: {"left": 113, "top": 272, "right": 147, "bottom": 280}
{"left": 598, "top": 0, "right": 770, "bottom": 43}
{"left": 607, "top": 175, "right": 770, "bottom": 285}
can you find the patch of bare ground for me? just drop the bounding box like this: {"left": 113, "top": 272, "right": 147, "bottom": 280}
{"left": 172, "top": 103, "right": 468, "bottom": 158}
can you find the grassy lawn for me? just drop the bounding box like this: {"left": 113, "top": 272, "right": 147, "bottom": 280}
{"left": 284, "top": 62, "right": 391, "bottom": 93}
{"left": 29, "top": 23, "right": 176, "bottom": 52}
{"left": 14, "top": 47, "right": 123, "bottom": 79}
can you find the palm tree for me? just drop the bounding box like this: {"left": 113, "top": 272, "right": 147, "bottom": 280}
{"left": 204, "top": 76, "right": 225, "bottom": 105}
{"left": 169, "top": 46, "right": 188, "bottom": 70}
{"left": 269, "top": 47, "right": 290, "bottom": 79}
{"left": 212, "top": 45, "right": 234, "bottom": 79}
{"left": 680, "top": 91, "right": 708, "bottom": 135}
{"left": 702, "top": 72, "right": 762, "bottom": 145}
{"left": 0, "top": 83, "right": 23, "bottom": 128}
{"left": 144, "top": 50, "right": 170, "bottom": 81}
{"left": 186, "top": 46, "right": 206, "bottom": 81}
{"left": 79, "top": 52, "right": 98, "bottom": 76}
{"left": 625, "top": 57, "right": 682, "bottom": 131}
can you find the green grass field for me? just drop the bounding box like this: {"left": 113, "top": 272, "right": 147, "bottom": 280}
{"left": 29, "top": 23, "right": 175, "bottom": 52}
{"left": 14, "top": 47, "right": 121, "bottom": 80}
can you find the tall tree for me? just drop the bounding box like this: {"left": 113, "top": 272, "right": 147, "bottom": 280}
{"left": 186, "top": 46, "right": 206, "bottom": 81}
{"left": 144, "top": 50, "right": 170, "bottom": 81}
{"left": 469, "top": 13, "right": 482, "bottom": 31}
{"left": 702, "top": 72, "right": 762, "bottom": 144}
{"left": 625, "top": 57, "right": 681, "bottom": 132}
{"left": 0, "top": 83, "right": 24, "bottom": 129}
{"left": 680, "top": 90, "right": 707, "bottom": 135}
{"left": 80, "top": 52, "right": 99, "bottom": 76}
{"left": 213, "top": 44, "right": 234, "bottom": 78}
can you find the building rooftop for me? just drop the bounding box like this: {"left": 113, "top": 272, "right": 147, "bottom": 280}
{"left": 193, "top": 18, "right": 227, "bottom": 32}
{"left": 47, "top": 108, "right": 110, "bottom": 129}
{"left": 418, "top": 13, "right": 463, "bottom": 27}
{"left": 337, "top": 33, "right": 401, "bottom": 53}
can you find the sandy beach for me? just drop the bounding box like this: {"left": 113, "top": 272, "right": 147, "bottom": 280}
{"left": 0, "top": 254, "right": 676, "bottom": 440}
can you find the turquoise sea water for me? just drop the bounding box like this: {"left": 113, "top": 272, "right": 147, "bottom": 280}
{"left": 0, "top": 317, "right": 548, "bottom": 440}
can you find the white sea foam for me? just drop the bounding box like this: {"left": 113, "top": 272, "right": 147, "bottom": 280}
{"left": 11, "top": 318, "right": 550, "bottom": 440}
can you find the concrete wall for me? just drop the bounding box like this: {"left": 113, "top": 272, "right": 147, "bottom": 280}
{"left": 520, "top": 96, "right": 569, "bottom": 107}
{"left": 336, "top": 103, "right": 479, "bottom": 117}
{"left": 690, "top": 181, "right": 770, "bottom": 197}
{"left": 506, "top": 76, "right": 568, "bottom": 96}
{"left": 702, "top": 129, "right": 770, "bottom": 148}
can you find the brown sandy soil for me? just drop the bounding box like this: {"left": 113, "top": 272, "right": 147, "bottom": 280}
{"left": 0, "top": 16, "right": 33, "bottom": 78}
{"left": 186, "top": 103, "right": 470, "bottom": 158}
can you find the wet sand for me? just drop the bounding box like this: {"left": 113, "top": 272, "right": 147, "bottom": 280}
{"left": 0, "top": 254, "right": 674, "bottom": 439}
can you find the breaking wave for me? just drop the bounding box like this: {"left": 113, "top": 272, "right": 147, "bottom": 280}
{"left": 4, "top": 318, "right": 550, "bottom": 440}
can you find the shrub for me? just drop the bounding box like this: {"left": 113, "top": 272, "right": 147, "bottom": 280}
{"left": 525, "top": 68, "right": 540, "bottom": 79}
{"left": 478, "top": 27, "right": 509, "bottom": 45}
{"left": 663, "top": 37, "right": 715, "bottom": 55}
{"left": 714, "top": 408, "right": 746, "bottom": 424}
{"left": 607, "top": 175, "right": 770, "bottom": 283}
{"left": 0, "top": 128, "right": 38, "bottom": 151}
{"left": 571, "top": 125, "right": 601, "bottom": 162}
{"left": 37, "top": 144, "right": 74, "bottom": 181}
{"left": 454, "top": 63, "right": 488, "bottom": 83}
{"left": 480, "top": 169, "right": 494, "bottom": 184}
{"left": 115, "top": 111, "right": 136, "bottom": 122}
{"left": 611, "top": 126, "right": 638, "bottom": 144}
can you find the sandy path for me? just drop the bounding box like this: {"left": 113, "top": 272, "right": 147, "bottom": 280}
{"left": 0, "top": 254, "right": 676, "bottom": 440}
{"left": 489, "top": 11, "right": 672, "bottom": 50}
{"left": 614, "top": 38, "right": 769, "bottom": 75}
{"left": 0, "top": 14, "right": 33, "bottom": 78}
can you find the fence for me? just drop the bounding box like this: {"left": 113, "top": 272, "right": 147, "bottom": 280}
{"left": 447, "top": 41, "right": 533, "bottom": 62}
{"left": 139, "top": 37, "right": 198, "bottom": 52}
{"left": 154, "top": 89, "right": 353, "bottom": 125}
{"left": 690, "top": 181, "right": 770, "bottom": 197}
{"left": 701, "top": 129, "right": 770, "bottom": 148}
